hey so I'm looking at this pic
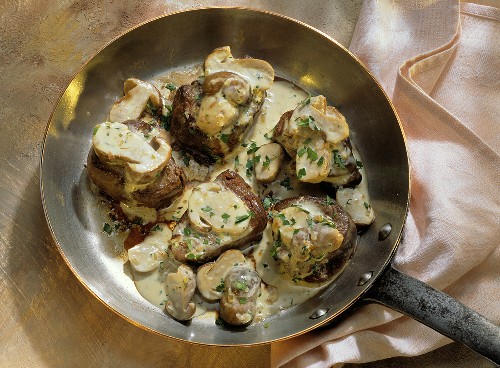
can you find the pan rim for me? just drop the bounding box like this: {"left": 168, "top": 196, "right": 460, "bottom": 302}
{"left": 40, "top": 6, "right": 410, "bottom": 346}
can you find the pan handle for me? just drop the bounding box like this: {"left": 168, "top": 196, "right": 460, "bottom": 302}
{"left": 364, "top": 265, "right": 500, "bottom": 364}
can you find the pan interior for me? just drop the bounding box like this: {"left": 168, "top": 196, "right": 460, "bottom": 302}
{"left": 41, "top": 8, "right": 409, "bottom": 345}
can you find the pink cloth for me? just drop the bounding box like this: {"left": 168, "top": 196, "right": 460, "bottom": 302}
{"left": 272, "top": 1, "right": 500, "bottom": 366}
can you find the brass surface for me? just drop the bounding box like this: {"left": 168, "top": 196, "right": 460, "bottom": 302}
{"left": 0, "top": 0, "right": 487, "bottom": 367}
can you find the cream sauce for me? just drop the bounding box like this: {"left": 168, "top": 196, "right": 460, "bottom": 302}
{"left": 124, "top": 72, "right": 372, "bottom": 324}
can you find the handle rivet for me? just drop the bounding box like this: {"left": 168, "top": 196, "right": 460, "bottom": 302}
{"left": 309, "top": 308, "right": 329, "bottom": 319}
{"left": 378, "top": 223, "right": 392, "bottom": 240}
{"left": 357, "top": 271, "right": 373, "bottom": 286}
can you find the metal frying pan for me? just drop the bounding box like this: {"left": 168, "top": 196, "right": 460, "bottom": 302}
{"left": 40, "top": 7, "right": 500, "bottom": 363}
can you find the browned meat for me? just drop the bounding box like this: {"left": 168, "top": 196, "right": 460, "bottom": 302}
{"left": 170, "top": 75, "right": 265, "bottom": 166}
{"left": 170, "top": 170, "right": 267, "bottom": 263}
{"left": 271, "top": 196, "right": 357, "bottom": 283}
{"left": 274, "top": 110, "right": 362, "bottom": 188}
{"left": 87, "top": 120, "right": 186, "bottom": 208}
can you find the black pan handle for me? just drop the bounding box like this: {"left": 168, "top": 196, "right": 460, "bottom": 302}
{"left": 364, "top": 265, "right": 500, "bottom": 364}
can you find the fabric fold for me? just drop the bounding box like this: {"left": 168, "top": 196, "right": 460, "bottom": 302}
{"left": 273, "top": 1, "right": 499, "bottom": 366}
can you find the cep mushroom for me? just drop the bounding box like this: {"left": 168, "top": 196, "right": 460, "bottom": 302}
{"left": 110, "top": 78, "right": 163, "bottom": 122}
{"left": 274, "top": 95, "right": 361, "bottom": 186}
{"left": 165, "top": 265, "right": 197, "bottom": 321}
{"left": 127, "top": 223, "right": 172, "bottom": 272}
{"left": 196, "top": 250, "right": 249, "bottom": 301}
{"left": 219, "top": 266, "right": 261, "bottom": 326}
{"left": 336, "top": 187, "right": 375, "bottom": 227}
{"left": 253, "top": 143, "right": 284, "bottom": 183}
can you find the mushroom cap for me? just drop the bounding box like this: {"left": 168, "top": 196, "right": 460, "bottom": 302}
{"left": 165, "top": 264, "right": 197, "bottom": 321}
{"left": 196, "top": 249, "right": 249, "bottom": 301}
{"left": 110, "top": 78, "right": 162, "bottom": 122}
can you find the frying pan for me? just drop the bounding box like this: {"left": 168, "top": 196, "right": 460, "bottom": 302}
{"left": 40, "top": 7, "right": 500, "bottom": 364}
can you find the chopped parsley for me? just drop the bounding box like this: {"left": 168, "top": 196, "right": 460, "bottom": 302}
{"left": 215, "top": 280, "right": 225, "bottom": 292}
{"left": 102, "top": 222, "right": 112, "bottom": 235}
{"left": 296, "top": 115, "right": 319, "bottom": 130}
{"left": 262, "top": 155, "right": 271, "bottom": 170}
{"left": 297, "top": 147, "right": 306, "bottom": 157}
{"left": 306, "top": 147, "right": 318, "bottom": 162}
{"left": 151, "top": 224, "right": 162, "bottom": 232}
{"left": 263, "top": 195, "right": 279, "bottom": 210}
{"left": 333, "top": 150, "right": 346, "bottom": 168}
{"left": 221, "top": 213, "right": 230, "bottom": 224}
{"left": 301, "top": 95, "right": 311, "bottom": 106}
{"left": 164, "top": 82, "right": 176, "bottom": 91}
{"left": 182, "top": 151, "right": 191, "bottom": 167}
{"left": 93, "top": 126, "right": 99, "bottom": 135}
{"left": 356, "top": 159, "right": 363, "bottom": 169}
{"left": 317, "top": 156, "right": 325, "bottom": 166}
{"left": 220, "top": 133, "right": 230, "bottom": 143}
{"left": 183, "top": 227, "right": 192, "bottom": 236}
{"left": 235, "top": 281, "right": 247, "bottom": 291}
{"left": 235, "top": 213, "right": 251, "bottom": 224}
{"left": 263, "top": 131, "right": 272, "bottom": 140}
{"left": 297, "top": 167, "right": 307, "bottom": 179}
{"left": 201, "top": 206, "right": 215, "bottom": 217}
{"left": 239, "top": 297, "right": 247, "bottom": 304}
{"left": 246, "top": 141, "right": 259, "bottom": 154}
{"left": 234, "top": 155, "right": 240, "bottom": 168}
{"left": 364, "top": 202, "right": 371, "bottom": 210}
{"left": 270, "top": 234, "right": 282, "bottom": 259}
{"left": 325, "top": 195, "right": 335, "bottom": 206}
{"left": 146, "top": 99, "right": 157, "bottom": 115}
{"left": 279, "top": 177, "right": 293, "bottom": 191}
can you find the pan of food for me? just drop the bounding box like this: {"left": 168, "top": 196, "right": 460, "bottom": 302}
{"left": 40, "top": 7, "right": 500, "bottom": 363}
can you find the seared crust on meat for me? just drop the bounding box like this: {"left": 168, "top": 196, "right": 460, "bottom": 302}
{"left": 273, "top": 196, "right": 357, "bottom": 283}
{"left": 273, "top": 110, "right": 292, "bottom": 150}
{"left": 87, "top": 119, "right": 186, "bottom": 208}
{"left": 87, "top": 150, "right": 186, "bottom": 208}
{"left": 170, "top": 81, "right": 222, "bottom": 165}
{"left": 171, "top": 170, "right": 267, "bottom": 263}
{"left": 171, "top": 80, "right": 263, "bottom": 166}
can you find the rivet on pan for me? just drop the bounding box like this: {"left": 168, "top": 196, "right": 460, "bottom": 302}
{"left": 309, "top": 308, "right": 329, "bottom": 320}
{"left": 378, "top": 223, "right": 392, "bottom": 241}
{"left": 357, "top": 271, "right": 373, "bottom": 286}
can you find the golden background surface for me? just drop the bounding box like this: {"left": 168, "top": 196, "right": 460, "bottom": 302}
{"left": 0, "top": 1, "right": 494, "bottom": 367}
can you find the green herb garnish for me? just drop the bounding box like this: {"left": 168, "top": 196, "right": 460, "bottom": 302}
{"left": 235, "top": 213, "right": 251, "bottom": 224}
{"left": 297, "top": 167, "right": 306, "bottom": 179}
{"left": 164, "top": 82, "right": 176, "bottom": 91}
{"left": 279, "top": 177, "right": 293, "bottom": 191}
{"left": 102, "top": 222, "right": 112, "bottom": 235}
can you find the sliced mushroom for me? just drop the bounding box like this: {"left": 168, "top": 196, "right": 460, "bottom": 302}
{"left": 204, "top": 47, "right": 274, "bottom": 91}
{"left": 110, "top": 78, "right": 162, "bottom": 122}
{"left": 219, "top": 267, "right": 261, "bottom": 326}
{"left": 336, "top": 187, "right": 375, "bottom": 226}
{"left": 196, "top": 250, "right": 249, "bottom": 301}
{"left": 127, "top": 223, "right": 172, "bottom": 272}
{"left": 187, "top": 182, "right": 252, "bottom": 236}
{"left": 254, "top": 143, "right": 284, "bottom": 183}
{"left": 165, "top": 265, "right": 196, "bottom": 321}
{"left": 92, "top": 121, "right": 172, "bottom": 189}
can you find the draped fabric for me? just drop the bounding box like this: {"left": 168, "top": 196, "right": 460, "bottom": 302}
{"left": 272, "top": 1, "right": 500, "bottom": 366}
